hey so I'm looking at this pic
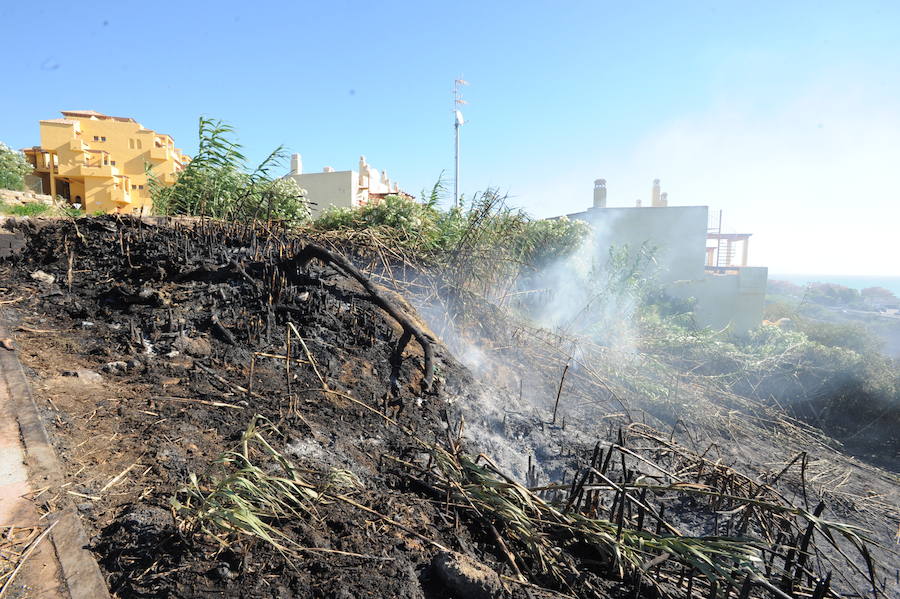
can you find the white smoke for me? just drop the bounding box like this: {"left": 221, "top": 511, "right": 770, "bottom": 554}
{"left": 412, "top": 209, "right": 665, "bottom": 483}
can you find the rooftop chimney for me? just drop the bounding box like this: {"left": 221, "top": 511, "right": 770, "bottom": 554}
{"left": 651, "top": 178, "right": 661, "bottom": 207}
{"left": 592, "top": 178, "right": 607, "bottom": 208}
{"left": 290, "top": 153, "right": 303, "bottom": 175}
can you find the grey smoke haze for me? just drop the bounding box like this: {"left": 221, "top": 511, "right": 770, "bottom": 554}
{"left": 412, "top": 210, "right": 665, "bottom": 482}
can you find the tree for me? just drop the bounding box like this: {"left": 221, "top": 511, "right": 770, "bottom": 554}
{"left": 861, "top": 286, "right": 899, "bottom": 307}
{"left": 805, "top": 282, "right": 861, "bottom": 307}
{"left": 0, "top": 142, "right": 31, "bottom": 191}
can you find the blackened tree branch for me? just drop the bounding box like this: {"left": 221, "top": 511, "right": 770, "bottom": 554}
{"left": 284, "top": 242, "right": 435, "bottom": 391}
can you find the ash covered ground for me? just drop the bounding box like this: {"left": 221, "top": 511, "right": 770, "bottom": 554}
{"left": 0, "top": 216, "right": 897, "bottom": 599}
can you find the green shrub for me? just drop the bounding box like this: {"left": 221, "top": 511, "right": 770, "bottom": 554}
{"left": 0, "top": 142, "right": 31, "bottom": 191}
{"left": 763, "top": 299, "right": 798, "bottom": 322}
{"left": 60, "top": 205, "right": 85, "bottom": 218}
{"left": 2, "top": 203, "right": 50, "bottom": 217}
{"left": 315, "top": 194, "right": 443, "bottom": 245}
{"left": 150, "top": 118, "right": 309, "bottom": 225}
{"left": 804, "top": 282, "right": 863, "bottom": 307}
{"left": 517, "top": 216, "right": 590, "bottom": 268}
{"left": 313, "top": 190, "right": 590, "bottom": 299}
{"left": 798, "top": 319, "right": 884, "bottom": 355}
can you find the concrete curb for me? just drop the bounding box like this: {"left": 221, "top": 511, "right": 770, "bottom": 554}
{"left": 0, "top": 321, "right": 111, "bottom": 599}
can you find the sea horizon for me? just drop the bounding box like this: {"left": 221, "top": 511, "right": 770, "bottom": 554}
{"left": 769, "top": 274, "right": 900, "bottom": 297}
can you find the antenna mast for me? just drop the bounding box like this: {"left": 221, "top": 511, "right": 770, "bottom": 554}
{"left": 453, "top": 78, "right": 469, "bottom": 209}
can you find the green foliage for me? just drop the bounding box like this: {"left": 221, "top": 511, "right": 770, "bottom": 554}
{"left": 60, "top": 205, "right": 85, "bottom": 219}
{"left": 762, "top": 299, "right": 798, "bottom": 322}
{"left": 0, "top": 202, "right": 49, "bottom": 216}
{"left": 150, "top": 118, "right": 309, "bottom": 225}
{"left": 639, "top": 304, "right": 900, "bottom": 430}
{"left": 517, "top": 216, "right": 591, "bottom": 268}
{"left": 437, "top": 191, "right": 534, "bottom": 297}
{"left": 641, "top": 276, "right": 899, "bottom": 436}
{"left": 769, "top": 280, "right": 888, "bottom": 311}
{"left": 560, "top": 243, "right": 662, "bottom": 340}
{"left": 314, "top": 188, "right": 590, "bottom": 298}
{"left": 800, "top": 320, "right": 884, "bottom": 355}
{"left": 174, "top": 415, "right": 319, "bottom": 556}
{"left": 763, "top": 298, "right": 885, "bottom": 355}
{"left": 766, "top": 279, "right": 804, "bottom": 297}
{"left": 749, "top": 325, "right": 896, "bottom": 399}
{"left": 804, "top": 282, "right": 862, "bottom": 307}
{"left": 315, "top": 193, "right": 444, "bottom": 244}
{"left": 257, "top": 177, "right": 309, "bottom": 226}
{"left": 861, "top": 286, "right": 899, "bottom": 306}
{"left": 599, "top": 244, "right": 660, "bottom": 302}
{"left": 419, "top": 172, "right": 446, "bottom": 207}
{"left": 0, "top": 142, "right": 31, "bottom": 191}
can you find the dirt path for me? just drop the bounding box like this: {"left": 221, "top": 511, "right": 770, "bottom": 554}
{"left": 0, "top": 323, "right": 108, "bottom": 599}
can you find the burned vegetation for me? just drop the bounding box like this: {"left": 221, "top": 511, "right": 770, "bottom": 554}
{"left": 0, "top": 215, "right": 896, "bottom": 599}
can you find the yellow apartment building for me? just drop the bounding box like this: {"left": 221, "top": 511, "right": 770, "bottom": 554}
{"left": 22, "top": 110, "right": 188, "bottom": 214}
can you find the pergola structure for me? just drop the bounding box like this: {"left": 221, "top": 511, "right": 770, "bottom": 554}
{"left": 706, "top": 232, "right": 752, "bottom": 270}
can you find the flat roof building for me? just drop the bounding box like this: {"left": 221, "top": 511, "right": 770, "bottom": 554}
{"left": 562, "top": 178, "right": 768, "bottom": 335}
{"left": 283, "top": 154, "right": 405, "bottom": 219}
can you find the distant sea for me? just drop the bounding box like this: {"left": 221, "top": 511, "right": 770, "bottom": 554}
{"left": 769, "top": 274, "right": 900, "bottom": 297}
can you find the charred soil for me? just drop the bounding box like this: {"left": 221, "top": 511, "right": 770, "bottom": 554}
{"left": 0, "top": 216, "right": 897, "bottom": 599}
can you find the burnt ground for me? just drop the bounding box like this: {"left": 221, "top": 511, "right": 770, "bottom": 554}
{"left": 0, "top": 216, "right": 897, "bottom": 599}
{"left": 0, "top": 216, "right": 509, "bottom": 599}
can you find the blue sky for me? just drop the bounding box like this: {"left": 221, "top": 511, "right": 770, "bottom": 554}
{"left": 2, "top": 1, "right": 898, "bottom": 275}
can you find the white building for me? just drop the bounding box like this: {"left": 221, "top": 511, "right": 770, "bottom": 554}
{"left": 283, "top": 153, "right": 402, "bottom": 219}
{"left": 564, "top": 179, "right": 768, "bottom": 335}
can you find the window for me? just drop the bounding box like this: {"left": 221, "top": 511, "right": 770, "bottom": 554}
{"left": 101, "top": 136, "right": 106, "bottom": 142}
{"left": 138, "top": 185, "right": 144, "bottom": 190}
{"left": 129, "top": 139, "right": 135, "bottom": 149}
{"left": 93, "top": 136, "right": 99, "bottom": 141}
{"left": 136, "top": 139, "right": 142, "bottom": 149}
{"left": 110, "top": 160, "right": 116, "bottom": 166}
{"left": 131, "top": 185, "right": 137, "bottom": 190}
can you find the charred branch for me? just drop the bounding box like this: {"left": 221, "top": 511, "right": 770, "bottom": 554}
{"left": 282, "top": 242, "right": 435, "bottom": 391}
{"left": 211, "top": 314, "right": 237, "bottom": 345}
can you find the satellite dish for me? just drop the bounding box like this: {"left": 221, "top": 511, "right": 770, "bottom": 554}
{"left": 454, "top": 110, "right": 464, "bottom": 126}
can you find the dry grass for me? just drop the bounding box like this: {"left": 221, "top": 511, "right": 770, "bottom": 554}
{"left": 173, "top": 415, "right": 360, "bottom": 559}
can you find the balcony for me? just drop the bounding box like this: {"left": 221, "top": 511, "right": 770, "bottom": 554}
{"left": 66, "top": 163, "right": 119, "bottom": 177}
{"left": 30, "top": 159, "right": 53, "bottom": 173}
{"left": 149, "top": 146, "right": 168, "bottom": 161}
{"left": 111, "top": 188, "right": 132, "bottom": 205}
{"left": 57, "top": 161, "right": 88, "bottom": 176}
{"left": 25, "top": 150, "right": 55, "bottom": 173}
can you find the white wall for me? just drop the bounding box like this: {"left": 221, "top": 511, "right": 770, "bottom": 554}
{"left": 570, "top": 204, "right": 767, "bottom": 335}
{"left": 284, "top": 170, "right": 359, "bottom": 219}
{"left": 573, "top": 205, "right": 708, "bottom": 283}
{"left": 670, "top": 267, "right": 768, "bottom": 335}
